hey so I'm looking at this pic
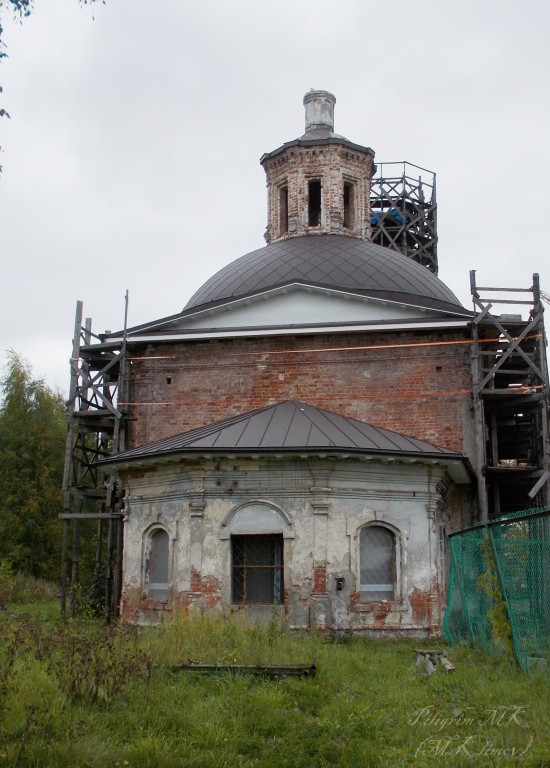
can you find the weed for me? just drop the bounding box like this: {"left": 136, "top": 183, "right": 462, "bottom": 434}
{"left": 0, "top": 559, "right": 15, "bottom": 609}
{"left": 12, "top": 703, "right": 53, "bottom": 768}
{"left": 50, "top": 623, "right": 151, "bottom": 706}
{"left": 477, "top": 539, "right": 512, "bottom": 650}
{"left": 0, "top": 610, "right": 548, "bottom": 766}
{"left": 0, "top": 623, "right": 19, "bottom": 732}
{"left": 11, "top": 574, "right": 57, "bottom": 605}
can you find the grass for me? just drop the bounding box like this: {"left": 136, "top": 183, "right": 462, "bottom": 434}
{"left": 0, "top": 607, "right": 549, "bottom": 767}
{"left": 10, "top": 574, "right": 58, "bottom": 605}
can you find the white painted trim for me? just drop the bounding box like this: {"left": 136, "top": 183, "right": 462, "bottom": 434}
{"left": 121, "top": 319, "right": 470, "bottom": 344}
{"left": 222, "top": 500, "right": 292, "bottom": 528}
{"left": 109, "top": 282, "right": 470, "bottom": 338}
{"left": 182, "top": 283, "right": 467, "bottom": 321}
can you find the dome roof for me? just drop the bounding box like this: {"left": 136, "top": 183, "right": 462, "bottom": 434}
{"left": 185, "top": 234, "right": 465, "bottom": 315}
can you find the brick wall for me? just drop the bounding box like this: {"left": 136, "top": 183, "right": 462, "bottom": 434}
{"left": 262, "top": 144, "right": 375, "bottom": 242}
{"left": 127, "top": 327, "right": 474, "bottom": 456}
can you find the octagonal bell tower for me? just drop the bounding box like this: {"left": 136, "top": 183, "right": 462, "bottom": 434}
{"left": 261, "top": 90, "right": 376, "bottom": 244}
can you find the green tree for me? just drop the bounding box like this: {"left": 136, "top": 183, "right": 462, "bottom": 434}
{"left": 0, "top": 351, "right": 65, "bottom": 579}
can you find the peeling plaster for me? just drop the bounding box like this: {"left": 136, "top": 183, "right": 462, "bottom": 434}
{"left": 120, "top": 456, "right": 461, "bottom": 634}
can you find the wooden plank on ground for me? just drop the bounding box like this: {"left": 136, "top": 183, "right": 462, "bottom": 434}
{"left": 158, "top": 663, "right": 316, "bottom": 678}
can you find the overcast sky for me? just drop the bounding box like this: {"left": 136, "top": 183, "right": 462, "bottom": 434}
{"left": 1, "top": 0, "right": 549, "bottom": 394}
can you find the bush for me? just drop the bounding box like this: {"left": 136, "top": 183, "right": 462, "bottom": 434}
{"left": 50, "top": 623, "right": 151, "bottom": 706}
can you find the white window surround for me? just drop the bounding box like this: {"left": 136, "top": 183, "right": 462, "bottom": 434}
{"left": 356, "top": 522, "right": 402, "bottom": 604}
{"left": 220, "top": 500, "right": 294, "bottom": 540}
{"left": 143, "top": 525, "right": 170, "bottom": 600}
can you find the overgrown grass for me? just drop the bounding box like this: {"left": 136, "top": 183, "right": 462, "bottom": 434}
{"left": 11, "top": 574, "right": 57, "bottom": 605}
{"left": 0, "top": 609, "right": 548, "bottom": 767}
{"left": 146, "top": 610, "right": 317, "bottom": 666}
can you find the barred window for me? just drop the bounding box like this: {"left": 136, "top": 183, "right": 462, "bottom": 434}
{"left": 360, "top": 525, "right": 396, "bottom": 601}
{"left": 232, "top": 534, "right": 284, "bottom": 605}
{"left": 146, "top": 528, "right": 169, "bottom": 600}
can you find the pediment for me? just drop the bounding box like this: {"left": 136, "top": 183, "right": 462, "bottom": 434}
{"left": 151, "top": 284, "right": 445, "bottom": 333}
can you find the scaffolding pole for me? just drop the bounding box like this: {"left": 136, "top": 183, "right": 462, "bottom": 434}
{"left": 470, "top": 272, "right": 550, "bottom": 518}
{"left": 60, "top": 297, "right": 129, "bottom": 619}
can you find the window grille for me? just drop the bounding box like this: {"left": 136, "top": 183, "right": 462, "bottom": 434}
{"left": 232, "top": 534, "right": 284, "bottom": 605}
{"left": 360, "top": 526, "right": 396, "bottom": 600}
{"left": 147, "top": 529, "right": 169, "bottom": 600}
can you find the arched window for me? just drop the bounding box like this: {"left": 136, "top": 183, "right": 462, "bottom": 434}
{"left": 360, "top": 525, "right": 396, "bottom": 601}
{"left": 145, "top": 528, "right": 169, "bottom": 600}
{"left": 221, "top": 501, "right": 291, "bottom": 606}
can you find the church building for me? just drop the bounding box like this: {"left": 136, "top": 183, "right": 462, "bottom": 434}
{"left": 64, "top": 90, "right": 548, "bottom": 630}
{"left": 95, "top": 90, "right": 482, "bottom": 632}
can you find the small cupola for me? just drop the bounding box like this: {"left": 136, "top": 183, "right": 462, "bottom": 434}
{"left": 260, "top": 90, "right": 376, "bottom": 244}
{"left": 303, "top": 89, "right": 336, "bottom": 135}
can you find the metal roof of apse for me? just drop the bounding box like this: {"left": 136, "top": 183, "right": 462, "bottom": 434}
{"left": 185, "top": 235, "right": 466, "bottom": 315}
{"left": 102, "top": 401, "right": 468, "bottom": 467}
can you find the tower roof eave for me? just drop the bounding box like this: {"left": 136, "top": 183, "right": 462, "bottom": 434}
{"left": 260, "top": 135, "right": 375, "bottom": 165}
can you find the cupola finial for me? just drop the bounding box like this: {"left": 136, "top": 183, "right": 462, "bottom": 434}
{"left": 303, "top": 89, "right": 336, "bottom": 134}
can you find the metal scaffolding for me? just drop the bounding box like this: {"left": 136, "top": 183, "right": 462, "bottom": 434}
{"left": 60, "top": 298, "right": 129, "bottom": 620}
{"left": 470, "top": 272, "right": 550, "bottom": 519}
{"left": 370, "top": 161, "right": 438, "bottom": 274}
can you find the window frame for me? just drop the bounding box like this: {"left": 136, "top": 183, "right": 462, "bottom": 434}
{"left": 143, "top": 526, "right": 170, "bottom": 601}
{"left": 358, "top": 523, "right": 400, "bottom": 603}
{"left": 343, "top": 180, "right": 355, "bottom": 231}
{"left": 307, "top": 179, "right": 322, "bottom": 227}
{"left": 231, "top": 533, "right": 284, "bottom": 606}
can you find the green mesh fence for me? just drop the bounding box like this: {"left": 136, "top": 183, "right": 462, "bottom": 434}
{"left": 443, "top": 506, "right": 550, "bottom": 674}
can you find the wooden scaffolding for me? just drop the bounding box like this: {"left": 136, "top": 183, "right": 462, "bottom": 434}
{"left": 370, "top": 161, "right": 438, "bottom": 274}
{"left": 60, "top": 299, "right": 129, "bottom": 620}
{"left": 470, "top": 272, "right": 550, "bottom": 519}
{"left": 60, "top": 278, "right": 549, "bottom": 617}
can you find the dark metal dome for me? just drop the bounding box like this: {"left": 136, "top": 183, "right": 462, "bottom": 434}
{"left": 185, "top": 234, "right": 465, "bottom": 314}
